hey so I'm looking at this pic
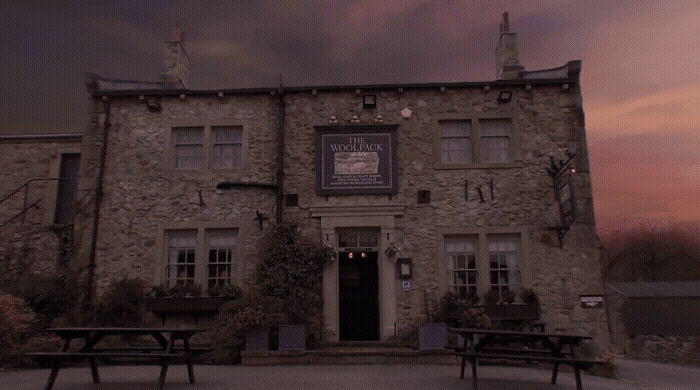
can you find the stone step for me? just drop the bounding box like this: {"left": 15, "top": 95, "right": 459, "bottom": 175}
{"left": 241, "top": 344, "right": 457, "bottom": 366}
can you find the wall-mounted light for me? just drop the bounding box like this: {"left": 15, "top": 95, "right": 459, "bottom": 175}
{"left": 498, "top": 91, "right": 513, "bottom": 102}
{"left": 145, "top": 97, "right": 161, "bottom": 113}
{"left": 363, "top": 94, "right": 377, "bottom": 109}
{"left": 397, "top": 257, "right": 413, "bottom": 279}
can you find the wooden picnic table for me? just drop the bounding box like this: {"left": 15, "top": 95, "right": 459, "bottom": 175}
{"left": 448, "top": 327, "right": 603, "bottom": 390}
{"left": 26, "top": 327, "right": 208, "bottom": 390}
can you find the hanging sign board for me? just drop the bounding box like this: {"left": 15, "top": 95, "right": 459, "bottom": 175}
{"left": 316, "top": 125, "right": 398, "bottom": 195}
{"left": 557, "top": 173, "right": 577, "bottom": 228}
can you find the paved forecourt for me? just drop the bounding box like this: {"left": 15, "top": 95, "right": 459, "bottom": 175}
{"left": 2, "top": 359, "right": 700, "bottom": 390}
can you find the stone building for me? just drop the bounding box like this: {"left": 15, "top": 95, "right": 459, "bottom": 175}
{"left": 1, "top": 14, "right": 609, "bottom": 348}
{"left": 0, "top": 133, "right": 82, "bottom": 278}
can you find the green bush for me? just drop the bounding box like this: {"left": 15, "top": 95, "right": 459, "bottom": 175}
{"left": 0, "top": 294, "right": 36, "bottom": 366}
{"left": 94, "top": 278, "right": 146, "bottom": 327}
{"left": 256, "top": 223, "right": 333, "bottom": 348}
{"left": 4, "top": 274, "right": 80, "bottom": 329}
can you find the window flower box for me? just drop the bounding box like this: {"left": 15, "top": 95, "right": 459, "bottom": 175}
{"left": 145, "top": 297, "right": 228, "bottom": 313}
{"left": 483, "top": 303, "right": 540, "bottom": 321}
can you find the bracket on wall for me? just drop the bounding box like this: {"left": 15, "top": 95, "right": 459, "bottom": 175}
{"left": 255, "top": 210, "right": 269, "bottom": 230}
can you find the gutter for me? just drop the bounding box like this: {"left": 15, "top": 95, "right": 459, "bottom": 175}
{"left": 276, "top": 81, "right": 285, "bottom": 223}
{"left": 86, "top": 99, "right": 110, "bottom": 305}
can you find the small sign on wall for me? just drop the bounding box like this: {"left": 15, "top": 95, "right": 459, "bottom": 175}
{"left": 402, "top": 281, "right": 411, "bottom": 292}
{"left": 580, "top": 295, "right": 603, "bottom": 308}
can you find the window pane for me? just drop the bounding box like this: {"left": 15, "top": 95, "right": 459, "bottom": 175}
{"left": 480, "top": 119, "right": 511, "bottom": 162}
{"left": 206, "top": 229, "right": 237, "bottom": 288}
{"left": 173, "top": 127, "right": 203, "bottom": 169}
{"left": 440, "top": 120, "right": 472, "bottom": 163}
{"left": 212, "top": 126, "right": 242, "bottom": 169}
{"left": 166, "top": 230, "right": 197, "bottom": 289}
{"left": 445, "top": 236, "right": 478, "bottom": 298}
{"left": 487, "top": 235, "right": 520, "bottom": 302}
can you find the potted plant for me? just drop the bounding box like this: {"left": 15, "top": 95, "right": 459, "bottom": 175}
{"left": 211, "top": 294, "right": 286, "bottom": 362}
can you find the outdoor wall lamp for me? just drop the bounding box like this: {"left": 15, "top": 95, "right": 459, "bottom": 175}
{"left": 498, "top": 90, "right": 513, "bottom": 102}
{"left": 363, "top": 94, "right": 377, "bottom": 109}
{"left": 397, "top": 257, "right": 413, "bottom": 280}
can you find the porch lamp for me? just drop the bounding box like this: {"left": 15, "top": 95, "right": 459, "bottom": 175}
{"left": 397, "top": 257, "right": 413, "bottom": 280}
{"left": 497, "top": 90, "right": 513, "bottom": 102}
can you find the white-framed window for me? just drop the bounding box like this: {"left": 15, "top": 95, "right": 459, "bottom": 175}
{"left": 173, "top": 127, "right": 204, "bottom": 169}
{"left": 488, "top": 235, "right": 521, "bottom": 301}
{"left": 436, "top": 117, "right": 516, "bottom": 167}
{"left": 440, "top": 120, "right": 472, "bottom": 163}
{"left": 211, "top": 126, "right": 242, "bottom": 169}
{"left": 445, "top": 236, "right": 478, "bottom": 298}
{"left": 170, "top": 124, "right": 244, "bottom": 171}
{"left": 480, "top": 119, "right": 512, "bottom": 163}
{"left": 206, "top": 229, "right": 237, "bottom": 289}
{"left": 163, "top": 228, "right": 238, "bottom": 289}
{"left": 443, "top": 232, "right": 522, "bottom": 300}
{"left": 166, "top": 230, "right": 197, "bottom": 287}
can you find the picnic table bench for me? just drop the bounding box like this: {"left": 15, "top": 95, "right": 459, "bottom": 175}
{"left": 25, "top": 327, "right": 208, "bottom": 390}
{"left": 448, "top": 328, "right": 604, "bottom": 390}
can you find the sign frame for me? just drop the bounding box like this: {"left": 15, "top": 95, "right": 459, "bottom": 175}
{"left": 315, "top": 125, "right": 398, "bottom": 195}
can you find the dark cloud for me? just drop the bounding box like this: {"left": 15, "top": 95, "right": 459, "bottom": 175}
{"left": 1, "top": 1, "right": 698, "bottom": 229}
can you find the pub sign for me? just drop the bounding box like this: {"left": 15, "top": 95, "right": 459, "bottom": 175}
{"left": 315, "top": 125, "right": 398, "bottom": 195}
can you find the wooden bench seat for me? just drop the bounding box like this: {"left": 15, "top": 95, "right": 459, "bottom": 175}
{"left": 91, "top": 346, "right": 213, "bottom": 354}
{"left": 26, "top": 351, "right": 184, "bottom": 359}
{"left": 455, "top": 351, "right": 604, "bottom": 390}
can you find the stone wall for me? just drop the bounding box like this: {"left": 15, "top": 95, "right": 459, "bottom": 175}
{"left": 0, "top": 136, "right": 82, "bottom": 279}
{"left": 73, "top": 79, "right": 609, "bottom": 348}
{"left": 628, "top": 335, "right": 700, "bottom": 366}
{"left": 74, "top": 94, "right": 279, "bottom": 295}
{"left": 281, "top": 84, "right": 608, "bottom": 346}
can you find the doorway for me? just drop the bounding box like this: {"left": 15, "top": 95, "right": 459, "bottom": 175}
{"left": 338, "top": 250, "right": 379, "bottom": 341}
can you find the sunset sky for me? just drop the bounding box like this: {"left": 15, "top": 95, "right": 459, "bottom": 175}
{"left": 1, "top": 1, "right": 698, "bottom": 234}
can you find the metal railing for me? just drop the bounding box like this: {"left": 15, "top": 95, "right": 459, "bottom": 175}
{"left": 0, "top": 177, "right": 75, "bottom": 230}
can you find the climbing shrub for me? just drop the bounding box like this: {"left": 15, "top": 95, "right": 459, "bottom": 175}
{"left": 256, "top": 223, "right": 333, "bottom": 347}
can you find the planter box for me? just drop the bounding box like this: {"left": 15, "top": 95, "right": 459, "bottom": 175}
{"left": 246, "top": 328, "right": 271, "bottom": 352}
{"left": 278, "top": 324, "right": 306, "bottom": 351}
{"left": 145, "top": 297, "right": 227, "bottom": 313}
{"left": 484, "top": 303, "right": 540, "bottom": 321}
{"left": 419, "top": 323, "right": 447, "bottom": 350}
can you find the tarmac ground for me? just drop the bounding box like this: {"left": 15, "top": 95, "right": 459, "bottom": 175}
{"left": 2, "top": 357, "right": 699, "bottom": 390}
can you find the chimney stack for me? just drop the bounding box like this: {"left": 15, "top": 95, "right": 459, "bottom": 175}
{"left": 160, "top": 23, "right": 190, "bottom": 89}
{"left": 495, "top": 12, "right": 524, "bottom": 79}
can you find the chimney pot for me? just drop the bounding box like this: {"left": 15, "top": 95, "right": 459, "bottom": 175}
{"left": 500, "top": 12, "right": 510, "bottom": 33}
{"left": 495, "top": 12, "right": 524, "bottom": 79}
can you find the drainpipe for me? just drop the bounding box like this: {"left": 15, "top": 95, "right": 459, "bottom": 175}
{"left": 275, "top": 80, "right": 285, "bottom": 223}
{"left": 85, "top": 98, "right": 110, "bottom": 305}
